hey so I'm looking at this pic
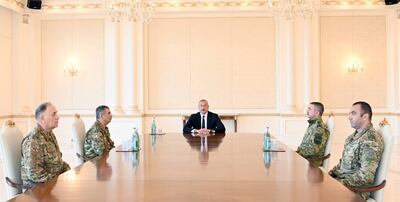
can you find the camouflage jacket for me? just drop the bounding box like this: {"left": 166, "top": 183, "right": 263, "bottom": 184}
{"left": 21, "top": 125, "right": 70, "bottom": 189}
{"left": 83, "top": 120, "right": 115, "bottom": 159}
{"left": 298, "top": 117, "right": 330, "bottom": 166}
{"left": 329, "top": 123, "right": 384, "bottom": 200}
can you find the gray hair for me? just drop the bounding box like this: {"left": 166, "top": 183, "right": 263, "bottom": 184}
{"left": 35, "top": 102, "right": 51, "bottom": 120}
{"left": 96, "top": 105, "right": 110, "bottom": 120}
{"left": 199, "top": 99, "right": 208, "bottom": 104}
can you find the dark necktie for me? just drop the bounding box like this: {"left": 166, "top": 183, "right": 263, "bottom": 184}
{"left": 202, "top": 115, "right": 205, "bottom": 128}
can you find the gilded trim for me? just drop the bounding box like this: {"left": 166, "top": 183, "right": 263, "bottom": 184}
{"left": 3, "top": 0, "right": 24, "bottom": 8}
{"left": 320, "top": 0, "right": 385, "bottom": 6}
{"left": 9, "top": 115, "right": 34, "bottom": 118}
{"left": 0, "top": 115, "right": 11, "bottom": 119}
{"left": 42, "top": 3, "right": 103, "bottom": 10}
{"left": 152, "top": 1, "right": 271, "bottom": 8}
{"left": 151, "top": 0, "right": 385, "bottom": 8}
{"left": 379, "top": 118, "right": 389, "bottom": 127}
{"left": 6, "top": 0, "right": 384, "bottom": 11}
{"left": 5, "top": 120, "right": 16, "bottom": 127}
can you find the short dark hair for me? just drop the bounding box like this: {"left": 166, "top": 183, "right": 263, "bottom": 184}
{"left": 353, "top": 101, "right": 372, "bottom": 121}
{"left": 310, "top": 102, "right": 324, "bottom": 116}
{"left": 35, "top": 102, "right": 51, "bottom": 120}
{"left": 96, "top": 105, "right": 110, "bottom": 120}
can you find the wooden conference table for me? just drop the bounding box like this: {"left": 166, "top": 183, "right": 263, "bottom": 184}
{"left": 9, "top": 133, "right": 363, "bottom": 202}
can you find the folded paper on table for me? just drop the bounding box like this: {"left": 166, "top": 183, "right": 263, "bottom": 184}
{"left": 116, "top": 147, "right": 141, "bottom": 152}
{"left": 262, "top": 147, "right": 286, "bottom": 152}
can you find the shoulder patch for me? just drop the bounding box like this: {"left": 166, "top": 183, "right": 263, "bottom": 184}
{"left": 314, "top": 133, "right": 323, "bottom": 145}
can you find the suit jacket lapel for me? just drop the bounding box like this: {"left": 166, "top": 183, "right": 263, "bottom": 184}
{"left": 207, "top": 112, "right": 212, "bottom": 129}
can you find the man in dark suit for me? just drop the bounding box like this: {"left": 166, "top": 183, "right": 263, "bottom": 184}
{"left": 183, "top": 99, "right": 226, "bottom": 133}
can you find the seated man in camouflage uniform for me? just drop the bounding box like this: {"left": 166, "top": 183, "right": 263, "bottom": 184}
{"left": 83, "top": 105, "right": 115, "bottom": 159}
{"left": 297, "top": 102, "right": 330, "bottom": 166}
{"left": 329, "top": 101, "right": 384, "bottom": 200}
{"left": 21, "top": 102, "right": 71, "bottom": 189}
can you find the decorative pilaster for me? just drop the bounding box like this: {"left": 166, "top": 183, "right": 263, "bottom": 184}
{"left": 303, "top": 16, "right": 312, "bottom": 112}
{"left": 11, "top": 13, "right": 40, "bottom": 115}
{"left": 135, "top": 21, "right": 145, "bottom": 113}
{"left": 281, "top": 19, "right": 297, "bottom": 113}
{"left": 104, "top": 17, "right": 122, "bottom": 114}
{"left": 119, "top": 20, "right": 136, "bottom": 114}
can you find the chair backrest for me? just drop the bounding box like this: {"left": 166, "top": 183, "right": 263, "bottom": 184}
{"left": 0, "top": 120, "right": 24, "bottom": 199}
{"left": 72, "top": 114, "right": 86, "bottom": 163}
{"left": 370, "top": 118, "right": 394, "bottom": 202}
{"left": 322, "top": 113, "right": 335, "bottom": 169}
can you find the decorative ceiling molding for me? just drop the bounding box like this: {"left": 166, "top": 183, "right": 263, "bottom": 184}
{"left": 151, "top": 1, "right": 271, "bottom": 8}
{"left": 150, "top": 0, "right": 386, "bottom": 8}
{"left": 42, "top": 3, "right": 103, "bottom": 10}
{"left": 2, "top": 0, "right": 386, "bottom": 11}
{"left": 320, "top": 0, "right": 385, "bottom": 6}
{"left": 3, "top": 0, "right": 24, "bottom": 8}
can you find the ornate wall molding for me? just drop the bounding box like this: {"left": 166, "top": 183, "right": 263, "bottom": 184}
{"left": 3, "top": 0, "right": 24, "bottom": 8}
{"left": 1, "top": 0, "right": 388, "bottom": 12}
{"left": 152, "top": 1, "right": 271, "bottom": 8}
{"left": 150, "top": 0, "right": 387, "bottom": 9}
{"left": 320, "top": 0, "right": 385, "bottom": 6}
{"left": 42, "top": 3, "right": 103, "bottom": 10}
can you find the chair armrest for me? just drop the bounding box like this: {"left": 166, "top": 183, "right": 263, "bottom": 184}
{"left": 76, "top": 153, "right": 90, "bottom": 162}
{"left": 5, "top": 177, "right": 29, "bottom": 190}
{"left": 307, "top": 153, "right": 331, "bottom": 162}
{"left": 347, "top": 180, "right": 386, "bottom": 193}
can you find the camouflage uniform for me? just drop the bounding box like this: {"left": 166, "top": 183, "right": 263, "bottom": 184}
{"left": 329, "top": 123, "right": 384, "bottom": 200}
{"left": 21, "top": 125, "right": 70, "bottom": 189}
{"left": 298, "top": 117, "right": 330, "bottom": 166}
{"left": 83, "top": 120, "right": 115, "bottom": 159}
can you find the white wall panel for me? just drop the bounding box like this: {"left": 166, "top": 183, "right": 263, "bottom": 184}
{"left": 320, "top": 16, "right": 387, "bottom": 109}
{"left": 232, "top": 18, "right": 276, "bottom": 109}
{"left": 190, "top": 18, "right": 234, "bottom": 108}
{"left": 41, "top": 20, "right": 71, "bottom": 107}
{"left": 0, "top": 7, "right": 12, "bottom": 115}
{"left": 12, "top": 14, "right": 42, "bottom": 115}
{"left": 73, "top": 20, "right": 105, "bottom": 109}
{"left": 0, "top": 6, "right": 11, "bottom": 37}
{"left": 236, "top": 116, "right": 280, "bottom": 134}
{"left": 148, "top": 19, "right": 191, "bottom": 110}
{"left": 41, "top": 19, "right": 104, "bottom": 110}
{"left": 147, "top": 17, "right": 276, "bottom": 111}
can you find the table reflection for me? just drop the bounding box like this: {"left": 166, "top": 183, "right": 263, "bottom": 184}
{"left": 25, "top": 177, "right": 59, "bottom": 202}
{"left": 150, "top": 134, "right": 157, "bottom": 150}
{"left": 262, "top": 152, "right": 278, "bottom": 175}
{"left": 183, "top": 133, "right": 225, "bottom": 164}
{"left": 123, "top": 151, "right": 140, "bottom": 171}
{"left": 307, "top": 165, "right": 324, "bottom": 183}
{"left": 92, "top": 152, "right": 112, "bottom": 181}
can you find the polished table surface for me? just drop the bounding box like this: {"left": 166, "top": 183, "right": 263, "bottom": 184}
{"left": 9, "top": 133, "right": 363, "bottom": 202}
